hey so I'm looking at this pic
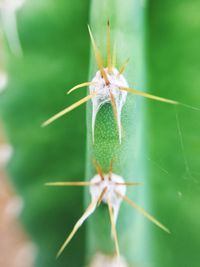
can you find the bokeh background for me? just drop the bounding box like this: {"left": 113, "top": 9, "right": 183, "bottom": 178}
{"left": 0, "top": 0, "right": 200, "bottom": 267}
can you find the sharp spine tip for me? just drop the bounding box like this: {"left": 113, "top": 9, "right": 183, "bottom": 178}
{"left": 41, "top": 122, "right": 47, "bottom": 127}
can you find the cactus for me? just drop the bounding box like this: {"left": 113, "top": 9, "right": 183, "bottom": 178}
{"left": 1, "top": 0, "right": 200, "bottom": 267}
{"left": 43, "top": 0, "right": 178, "bottom": 266}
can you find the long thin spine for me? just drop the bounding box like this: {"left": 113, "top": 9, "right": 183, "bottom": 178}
{"left": 115, "top": 182, "right": 142, "bottom": 186}
{"left": 116, "top": 191, "right": 170, "bottom": 233}
{"left": 88, "top": 25, "right": 110, "bottom": 85}
{"left": 93, "top": 160, "right": 104, "bottom": 180}
{"left": 107, "top": 199, "right": 120, "bottom": 258}
{"left": 97, "top": 187, "right": 108, "bottom": 206}
{"left": 120, "top": 87, "right": 200, "bottom": 110}
{"left": 67, "top": 82, "right": 95, "bottom": 94}
{"left": 107, "top": 20, "right": 112, "bottom": 73}
{"left": 56, "top": 200, "right": 97, "bottom": 258}
{"left": 42, "top": 93, "right": 96, "bottom": 127}
{"left": 109, "top": 91, "right": 122, "bottom": 143}
{"left": 117, "top": 58, "right": 129, "bottom": 76}
{"left": 120, "top": 87, "right": 178, "bottom": 105}
{"left": 45, "top": 181, "right": 98, "bottom": 187}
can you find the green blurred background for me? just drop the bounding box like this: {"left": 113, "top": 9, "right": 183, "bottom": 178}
{"left": 0, "top": 0, "right": 199, "bottom": 267}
